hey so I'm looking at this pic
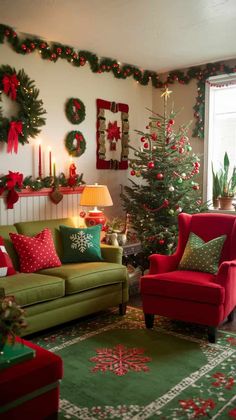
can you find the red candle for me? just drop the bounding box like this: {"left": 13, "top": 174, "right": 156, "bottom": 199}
{"left": 38, "top": 142, "right": 42, "bottom": 178}
{"left": 49, "top": 148, "right": 52, "bottom": 176}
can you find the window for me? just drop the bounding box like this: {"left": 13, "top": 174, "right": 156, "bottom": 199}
{"left": 204, "top": 74, "right": 236, "bottom": 205}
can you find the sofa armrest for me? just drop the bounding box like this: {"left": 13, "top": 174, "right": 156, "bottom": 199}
{"left": 149, "top": 253, "right": 180, "bottom": 274}
{"left": 101, "top": 244, "right": 123, "bottom": 264}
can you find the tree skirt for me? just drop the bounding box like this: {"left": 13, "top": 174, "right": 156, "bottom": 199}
{"left": 32, "top": 307, "right": 236, "bottom": 419}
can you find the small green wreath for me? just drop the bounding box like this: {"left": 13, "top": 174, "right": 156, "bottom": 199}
{"left": 65, "top": 130, "right": 86, "bottom": 157}
{"left": 0, "top": 65, "right": 46, "bottom": 152}
{"left": 65, "top": 98, "right": 86, "bottom": 124}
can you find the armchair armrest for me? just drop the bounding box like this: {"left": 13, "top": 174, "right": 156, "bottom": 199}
{"left": 215, "top": 259, "right": 236, "bottom": 316}
{"left": 101, "top": 244, "right": 123, "bottom": 264}
{"left": 149, "top": 253, "right": 180, "bottom": 274}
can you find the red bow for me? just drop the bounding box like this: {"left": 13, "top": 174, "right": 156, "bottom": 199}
{"left": 75, "top": 133, "right": 83, "bottom": 150}
{"left": 2, "top": 74, "right": 19, "bottom": 100}
{"left": 6, "top": 171, "right": 23, "bottom": 190}
{"left": 3, "top": 171, "right": 23, "bottom": 209}
{"left": 7, "top": 121, "right": 23, "bottom": 154}
{"left": 73, "top": 99, "right": 81, "bottom": 110}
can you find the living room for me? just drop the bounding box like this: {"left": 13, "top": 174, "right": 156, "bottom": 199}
{"left": 0, "top": 1, "right": 236, "bottom": 419}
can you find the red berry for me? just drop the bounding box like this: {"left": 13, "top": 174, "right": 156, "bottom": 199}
{"left": 143, "top": 143, "right": 149, "bottom": 149}
{"left": 141, "top": 136, "right": 146, "bottom": 142}
{"left": 169, "top": 119, "right": 175, "bottom": 125}
{"left": 159, "top": 239, "right": 165, "bottom": 245}
{"left": 130, "top": 170, "right": 136, "bottom": 176}
{"left": 148, "top": 161, "right": 155, "bottom": 169}
{"left": 156, "top": 173, "right": 164, "bottom": 180}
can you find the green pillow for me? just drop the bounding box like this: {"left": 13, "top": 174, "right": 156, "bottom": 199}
{"left": 59, "top": 225, "right": 103, "bottom": 263}
{"left": 178, "top": 232, "right": 226, "bottom": 274}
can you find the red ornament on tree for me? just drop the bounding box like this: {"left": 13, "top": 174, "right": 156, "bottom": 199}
{"left": 193, "top": 185, "right": 200, "bottom": 190}
{"left": 156, "top": 173, "right": 164, "bottom": 180}
{"left": 130, "top": 170, "right": 136, "bottom": 176}
{"left": 168, "top": 119, "right": 175, "bottom": 125}
{"left": 159, "top": 239, "right": 165, "bottom": 245}
{"left": 179, "top": 147, "right": 185, "bottom": 154}
{"left": 148, "top": 161, "right": 155, "bottom": 169}
{"left": 140, "top": 136, "right": 146, "bottom": 142}
{"left": 143, "top": 143, "right": 149, "bottom": 149}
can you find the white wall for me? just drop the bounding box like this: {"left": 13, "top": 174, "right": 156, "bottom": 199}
{"left": 0, "top": 43, "right": 152, "bottom": 221}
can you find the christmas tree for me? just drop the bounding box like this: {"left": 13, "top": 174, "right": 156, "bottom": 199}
{"left": 121, "top": 87, "right": 207, "bottom": 260}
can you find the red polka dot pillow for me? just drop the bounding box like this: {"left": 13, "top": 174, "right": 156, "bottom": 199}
{"left": 9, "top": 228, "right": 61, "bottom": 273}
{"left": 0, "top": 236, "right": 16, "bottom": 277}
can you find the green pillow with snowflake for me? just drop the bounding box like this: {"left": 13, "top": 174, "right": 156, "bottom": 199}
{"left": 178, "top": 232, "right": 226, "bottom": 274}
{"left": 59, "top": 225, "right": 103, "bottom": 263}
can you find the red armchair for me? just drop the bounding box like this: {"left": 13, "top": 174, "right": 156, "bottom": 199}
{"left": 140, "top": 212, "right": 236, "bottom": 342}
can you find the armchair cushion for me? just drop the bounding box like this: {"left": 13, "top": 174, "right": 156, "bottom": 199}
{"left": 141, "top": 270, "right": 225, "bottom": 305}
{"left": 178, "top": 232, "right": 226, "bottom": 274}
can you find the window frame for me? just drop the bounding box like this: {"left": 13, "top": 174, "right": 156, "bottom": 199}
{"left": 203, "top": 73, "right": 236, "bottom": 204}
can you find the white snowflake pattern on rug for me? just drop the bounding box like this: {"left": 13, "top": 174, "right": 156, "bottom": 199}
{"left": 70, "top": 232, "right": 94, "bottom": 253}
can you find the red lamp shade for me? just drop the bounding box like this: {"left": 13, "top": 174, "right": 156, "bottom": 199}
{"left": 80, "top": 184, "right": 113, "bottom": 227}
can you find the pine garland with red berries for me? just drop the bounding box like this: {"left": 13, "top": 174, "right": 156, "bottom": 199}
{"left": 1, "top": 23, "right": 236, "bottom": 139}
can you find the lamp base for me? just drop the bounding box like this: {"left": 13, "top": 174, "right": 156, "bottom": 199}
{"left": 84, "top": 211, "right": 106, "bottom": 227}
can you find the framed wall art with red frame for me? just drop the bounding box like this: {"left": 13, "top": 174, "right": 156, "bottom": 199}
{"left": 96, "top": 99, "right": 129, "bottom": 170}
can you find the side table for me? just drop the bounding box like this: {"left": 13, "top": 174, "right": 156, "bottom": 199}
{"left": 122, "top": 242, "right": 144, "bottom": 296}
{"left": 122, "top": 242, "right": 144, "bottom": 271}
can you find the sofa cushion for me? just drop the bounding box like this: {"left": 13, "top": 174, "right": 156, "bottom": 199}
{"left": 9, "top": 229, "right": 61, "bottom": 273}
{"left": 59, "top": 224, "right": 103, "bottom": 263}
{"left": 39, "top": 262, "right": 127, "bottom": 295}
{"left": 140, "top": 270, "right": 224, "bottom": 305}
{"left": 0, "top": 236, "right": 16, "bottom": 276}
{"left": 178, "top": 232, "right": 226, "bottom": 274}
{"left": 0, "top": 273, "right": 65, "bottom": 307}
{"left": 15, "top": 218, "right": 75, "bottom": 260}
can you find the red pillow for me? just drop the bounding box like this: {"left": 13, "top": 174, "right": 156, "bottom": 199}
{"left": 9, "top": 228, "right": 61, "bottom": 273}
{"left": 0, "top": 237, "right": 16, "bottom": 277}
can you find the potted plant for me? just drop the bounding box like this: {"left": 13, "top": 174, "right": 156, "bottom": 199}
{"left": 0, "top": 294, "right": 26, "bottom": 353}
{"left": 214, "top": 152, "right": 236, "bottom": 210}
{"left": 211, "top": 163, "right": 221, "bottom": 209}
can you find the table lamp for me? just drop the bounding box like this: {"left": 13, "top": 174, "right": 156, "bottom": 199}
{"left": 80, "top": 183, "right": 113, "bottom": 227}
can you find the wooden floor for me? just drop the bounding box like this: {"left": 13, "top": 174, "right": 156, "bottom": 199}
{"left": 129, "top": 294, "right": 236, "bottom": 333}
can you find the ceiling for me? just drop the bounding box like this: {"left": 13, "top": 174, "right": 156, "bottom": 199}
{"left": 0, "top": 0, "right": 236, "bottom": 73}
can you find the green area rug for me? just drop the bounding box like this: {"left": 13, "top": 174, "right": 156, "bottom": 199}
{"left": 32, "top": 307, "right": 236, "bottom": 419}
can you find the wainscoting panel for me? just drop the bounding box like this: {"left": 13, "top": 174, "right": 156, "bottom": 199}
{"left": 0, "top": 193, "right": 82, "bottom": 226}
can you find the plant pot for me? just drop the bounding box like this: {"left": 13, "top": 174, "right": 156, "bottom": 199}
{"left": 212, "top": 198, "right": 220, "bottom": 209}
{"left": 219, "top": 196, "right": 234, "bottom": 211}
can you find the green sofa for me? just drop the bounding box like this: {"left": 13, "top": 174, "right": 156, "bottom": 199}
{"left": 0, "top": 218, "right": 128, "bottom": 336}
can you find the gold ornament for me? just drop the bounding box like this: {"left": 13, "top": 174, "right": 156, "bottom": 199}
{"left": 161, "top": 87, "right": 172, "bottom": 99}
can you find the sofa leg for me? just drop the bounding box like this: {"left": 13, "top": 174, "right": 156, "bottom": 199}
{"left": 144, "top": 313, "right": 154, "bottom": 329}
{"left": 208, "top": 326, "right": 217, "bottom": 343}
{"left": 119, "top": 303, "right": 127, "bottom": 315}
{"left": 228, "top": 309, "right": 235, "bottom": 322}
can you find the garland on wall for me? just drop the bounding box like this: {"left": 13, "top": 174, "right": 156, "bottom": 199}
{"left": 0, "top": 23, "right": 236, "bottom": 139}
{"left": 0, "top": 64, "right": 46, "bottom": 152}
{"left": 0, "top": 171, "right": 85, "bottom": 209}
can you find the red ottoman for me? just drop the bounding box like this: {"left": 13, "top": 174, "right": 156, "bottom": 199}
{"left": 0, "top": 337, "right": 63, "bottom": 420}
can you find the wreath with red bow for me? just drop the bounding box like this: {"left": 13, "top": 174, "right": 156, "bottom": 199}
{"left": 0, "top": 65, "right": 46, "bottom": 153}
{"left": 65, "top": 130, "right": 86, "bottom": 157}
{"left": 65, "top": 98, "right": 86, "bottom": 124}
